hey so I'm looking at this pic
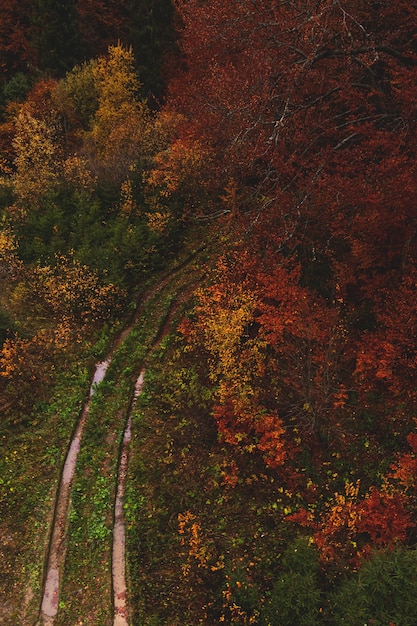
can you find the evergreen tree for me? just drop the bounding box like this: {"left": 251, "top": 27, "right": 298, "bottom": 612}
{"left": 126, "top": 0, "right": 177, "bottom": 98}
{"left": 31, "top": 0, "right": 80, "bottom": 75}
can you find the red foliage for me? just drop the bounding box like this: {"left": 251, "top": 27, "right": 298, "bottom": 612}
{"left": 390, "top": 426, "right": 417, "bottom": 492}
{"left": 171, "top": 0, "right": 417, "bottom": 468}
{"left": 170, "top": 0, "right": 417, "bottom": 231}
{"left": 213, "top": 399, "right": 286, "bottom": 469}
{"left": 213, "top": 399, "right": 241, "bottom": 447}
{"left": 355, "top": 266, "right": 417, "bottom": 414}
{"left": 0, "top": 0, "right": 33, "bottom": 81}
{"left": 312, "top": 483, "right": 411, "bottom": 564}
{"left": 24, "top": 78, "right": 59, "bottom": 118}
{"left": 253, "top": 255, "right": 350, "bottom": 445}
{"left": 357, "top": 489, "right": 411, "bottom": 547}
{"left": 77, "top": 0, "right": 129, "bottom": 57}
{"left": 255, "top": 414, "right": 286, "bottom": 469}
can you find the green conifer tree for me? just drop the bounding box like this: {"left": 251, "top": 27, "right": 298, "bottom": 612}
{"left": 31, "top": 0, "right": 80, "bottom": 75}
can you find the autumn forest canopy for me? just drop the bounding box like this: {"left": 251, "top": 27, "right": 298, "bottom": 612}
{"left": 2, "top": 1, "right": 417, "bottom": 624}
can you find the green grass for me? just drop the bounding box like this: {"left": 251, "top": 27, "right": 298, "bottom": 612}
{"left": 55, "top": 259, "right": 203, "bottom": 624}
{"left": 0, "top": 244, "right": 209, "bottom": 624}
{"left": 0, "top": 357, "right": 92, "bottom": 625}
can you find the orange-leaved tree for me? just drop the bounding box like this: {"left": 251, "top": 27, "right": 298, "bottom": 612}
{"left": 181, "top": 253, "right": 287, "bottom": 469}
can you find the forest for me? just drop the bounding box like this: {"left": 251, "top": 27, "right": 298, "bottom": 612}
{"left": 1, "top": 1, "right": 417, "bottom": 624}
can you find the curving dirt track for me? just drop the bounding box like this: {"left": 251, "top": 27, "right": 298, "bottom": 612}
{"left": 37, "top": 249, "right": 204, "bottom": 625}
{"left": 39, "top": 359, "right": 110, "bottom": 625}
{"left": 112, "top": 371, "right": 144, "bottom": 626}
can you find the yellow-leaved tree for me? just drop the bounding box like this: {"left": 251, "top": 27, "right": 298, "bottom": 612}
{"left": 85, "top": 44, "right": 152, "bottom": 183}
{"left": 12, "top": 107, "right": 62, "bottom": 205}
{"left": 29, "top": 253, "right": 124, "bottom": 338}
{"left": 0, "top": 219, "right": 21, "bottom": 279}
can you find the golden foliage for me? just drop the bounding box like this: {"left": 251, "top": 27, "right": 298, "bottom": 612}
{"left": 178, "top": 511, "right": 219, "bottom": 576}
{"left": 0, "top": 155, "right": 13, "bottom": 178}
{"left": 183, "top": 262, "right": 287, "bottom": 466}
{"left": 0, "top": 332, "right": 49, "bottom": 380}
{"left": 12, "top": 107, "right": 61, "bottom": 204}
{"left": 145, "top": 210, "right": 172, "bottom": 234}
{"left": 0, "top": 220, "right": 22, "bottom": 279}
{"left": 119, "top": 178, "right": 138, "bottom": 215}
{"left": 313, "top": 480, "right": 361, "bottom": 563}
{"left": 0, "top": 330, "right": 54, "bottom": 412}
{"left": 145, "top": 136, "right": 212, "bottom": 217}
{"left": 29, "top": 253, "right": 124, "bottom": 335}
{"left": 193, "top": 275, "right": 262, "bottom": 403}
{"left": 62, "top": 154, "right": 97, "bottom": 193}
{"left": 147, "top": 138, "right": 209, "bottom": 196}
{"left": 86, "top": 44, "right": 151, "bottom": 182}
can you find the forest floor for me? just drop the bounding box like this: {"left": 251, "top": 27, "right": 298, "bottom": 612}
{"left": 39, "top": 251, "right": 204, "bottom": 625}
{"left": 0, "top": 244, "right": 208, "bottom": 626}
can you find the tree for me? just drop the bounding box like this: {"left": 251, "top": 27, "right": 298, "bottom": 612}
{"left": 0, "top": 218, "right": 21, "bottom": 279}
{"left": 53, "top": 59, "right": 99, "bottom": 131}
{"left": 145, "top": 134, "right": 215, "bottom": 220}
{"left": 181, "top": 254, "right": 288, "bottom": 469}
{"left": 0, "top": 0, "right": 32, "bottom": 84}
{"left": 355, "top": 264, "right": 417, "bottom": 414}
{"left": 330, "top": 546, "right": 417, "bottom": 626}
{"left": 125, "top": 0, "right": 178, "bottom": 98}
{"left": 31, "top": 0, "right": 80, "bottom": 74}
{"left": 0, "top": 330, "right": 54, "bottom": 414}
{"left": 12, "top": 104, "right": 61, "bottom": 205}
{"left": 260, "top": 538, "right": 322, "bottom": 626}
{"left": 77, "top": 0, "right": 128, "bottom": 60}
{"left": 77, "top": 0, "right": 177, "bottom": 98}
{"left": 28, "top": 253, "right": 124, "bottom": 335}
{"left": 84, "top": 44, "right": 152, "bottom": 184}
{"left": 168, "top": 1, "right": 417, "bottom": 575}
{"left": 168, "top": 0, "right": 417, "bottom": 269}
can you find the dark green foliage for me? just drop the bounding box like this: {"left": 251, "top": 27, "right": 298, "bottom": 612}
{"left": 15, "top": 192, "right": 68, "bottom": 263}
{"left": 0, "top": 308, "right": 15, "bottom": 344}
{"left": 74, "top": 210, "right": 153, "bottom": 287}
{"left": 0, "top": 187, "right": 14, "bottom": 214}
{"left": 260, "top": 538, "right": 322, "bottom": 626}
{"left": 126, "top": 0, "right": 178, "bottom": 99}
{"left": 225, "top": 562, "right": 261, "bottom": 618}
{"left": 1, "top": 72, "right": 31, "bottom": 106}
{"left": 31, "top": 0, "right": 81, "bottom": 75}
{"left": 13, "top": 185, "right": 175, "bottom": 289}
{"left": 330, "top": 546, "right": 417, "bottom": 626}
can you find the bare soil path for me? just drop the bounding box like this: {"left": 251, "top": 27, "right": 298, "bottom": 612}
{"left": 112, "top": 371, "right": 144, "bottom": 626}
